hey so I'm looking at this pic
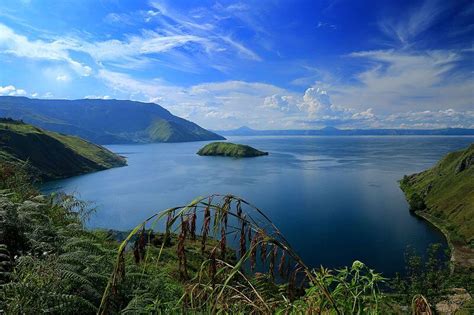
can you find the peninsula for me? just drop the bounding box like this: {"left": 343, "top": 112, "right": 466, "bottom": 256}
{"left": 0, "top": 118, "right": 126, "bottom": 180}
{"left": 400, "top": 144, "right": 474, "bottom": 269}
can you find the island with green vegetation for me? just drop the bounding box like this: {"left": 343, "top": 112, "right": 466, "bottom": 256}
{"left": 400, "top": 144, "right": 474, "bottom": 269}
{"left": 0, "top": 118, "right": 126, "bottom": 180}
{"left": 197, "top": 142, "right": 268, "bottom": 158}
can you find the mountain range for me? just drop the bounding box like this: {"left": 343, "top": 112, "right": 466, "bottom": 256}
{"left": 215, "top": 126, "right": 474, "bottom": 136}
{"left": 0, "top": 96, "right": 225, "bottom": 144}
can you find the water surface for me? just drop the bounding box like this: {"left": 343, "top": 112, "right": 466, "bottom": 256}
{"left": 42, "top": 136, "right": 474, "bottom": 275}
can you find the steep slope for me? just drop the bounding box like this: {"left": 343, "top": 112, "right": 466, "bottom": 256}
{"left": 0, "top": 118, "right": 126, "bottom": 180}
{"left": 0, "top": 96, "right": 225, "bottom": 144}
{"left": 400, "top": 144, "right": 474, "bottom": 267}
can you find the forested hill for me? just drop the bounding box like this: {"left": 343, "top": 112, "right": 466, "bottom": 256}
{"left": 0, "top": 96, "right": 225, "bottom": 144}
{"left": 0, "top": 118, "right": 126, "bottom": 180}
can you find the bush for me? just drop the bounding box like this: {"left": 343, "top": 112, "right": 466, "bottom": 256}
{"left": 408, "top": 193, "right": 426, "bottom": 211}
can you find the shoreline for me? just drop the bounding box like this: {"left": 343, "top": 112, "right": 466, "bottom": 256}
{"left": 413, "top": 210, "right": 474, "bottom": 270}
{"left": 413, "top": 211, "right": 456, "bottom": 265}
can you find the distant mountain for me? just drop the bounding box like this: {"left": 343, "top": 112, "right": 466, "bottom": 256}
{"left": 217, "top": 126, "right": 256, "bottom": 136}
{"left": 0, "top": 118, "right": 126, "bottom": 180}
{"left": 215, "top": 126, "right": 474, "bottom": 136}
{"left": 0, "top": 96, "right": 225, "bottom": 144}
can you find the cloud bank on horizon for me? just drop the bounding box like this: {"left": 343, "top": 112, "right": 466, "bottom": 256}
{"left": 0, "top": 0, "right": 472, "bottom": 129}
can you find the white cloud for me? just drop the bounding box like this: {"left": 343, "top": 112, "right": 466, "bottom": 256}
{"left": 301, "top": 87, "right": 339, "bottom": 116}
{"left": 85, "top": 95, "right": 111, "bottom": 100}
{"left": 0, "top": 85, "right": 27, "bottom": 96}
{"left": 351, "top": 108, "right": 375, "bottom": 120}
{"left": 263, "top": 95, "right": 293, "bottom": 111}
{"left": 77, "top": 32, "right": 209, "bottom": 65}
{"left": 0, "top": 8, "right": 262, "bottom": 76}
{"left": 317, "top": 21, "right": 336, "bottom": 30}
{"left": 220, "top": 35, "right": 262, "bottom": 61}
{"left": 98, "top": 68, "right": 473, "bottom": 129}
{"left": 1, "top": 2, "right": 470, "bottom": 130}
{"left": 56, "top": 74, "right": 70, "bottom": 82}
{"left": 378, "top": 0, "right": 443, "bottom": 46}
{"left": 330, "top": 49, "right": 474, "bottom": 113}
{"left": 384, "top": 108, "right": 474, "bottom": 129}
{"left": 98, "top": 69, "right": 295, "bottom": 128}
{"left": 147, "top": 1, "right": 262, "bottom": 62}
{"left": 96, "top": 69, "right": 380, "bottom": 129}
{"left": 0, "top": 24, "right": 92, "bottom": 76}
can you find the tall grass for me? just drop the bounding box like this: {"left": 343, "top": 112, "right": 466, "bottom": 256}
{"left": 99, "top": 194, "right": 386, "bottom": 314}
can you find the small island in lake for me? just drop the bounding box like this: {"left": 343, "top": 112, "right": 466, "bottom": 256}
{"left": 197, "top": 142, "right": 268, "bottom": 158}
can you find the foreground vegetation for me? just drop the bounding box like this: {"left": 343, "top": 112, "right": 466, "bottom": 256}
{"left": 0, "top": 161, "right": 472, "bottom": 313}
{"left": 0, "top": 118, "right": 126, "bottom": 180}
{"left": 400, "top": 144, "right": 474, "bottom": 269}
{"left": 197, "top": 141, "right": 269, "bottom": 158}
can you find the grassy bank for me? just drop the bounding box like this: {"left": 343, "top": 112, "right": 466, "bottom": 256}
{"left": 400, "top": 144, "right": 474, "bottom": 270}
{"left": 0, "top": 118, "right": 126, "bottom": 180}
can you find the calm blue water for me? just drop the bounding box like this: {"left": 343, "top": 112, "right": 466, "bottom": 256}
{"left": 42, "top": 136, "right": 473, "bottom": 275}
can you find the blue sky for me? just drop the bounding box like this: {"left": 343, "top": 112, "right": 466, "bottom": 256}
{"left": 0, "top": 0, "right": 473, "bottom": 129}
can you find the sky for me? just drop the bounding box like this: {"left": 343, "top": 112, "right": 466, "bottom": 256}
{"left": 0, "top": 0, "right": 473, "bottom": 130}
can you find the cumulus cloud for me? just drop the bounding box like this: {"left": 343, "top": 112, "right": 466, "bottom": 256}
{"left": 263, "top": 95, "right": 293, "bottom": 111}
{"left": 0, "top": 85, "right": 27, "bottom": 96}
{"left": 97, "top": 69, "right": 381, "bottom": 129}
{"left": 97, "top": 69, "right": 294, "bottom": 128}
{"left": 98, "top": 67, "right": 472, "bottom": 129}
{"left": 300, "top": 87, "right": 342, "bottom": 117}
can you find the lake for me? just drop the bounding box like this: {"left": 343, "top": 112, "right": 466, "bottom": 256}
{"left": 42, "top": 136, "right": 474, "bottom": 276}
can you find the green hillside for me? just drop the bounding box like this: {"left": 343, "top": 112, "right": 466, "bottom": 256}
{"left": 0, "top": 118, "right": 126, "bottom": 180}
{"left": 0, "top": 96, "right": 225, "bottom": 144}
{"left": 400, "top": 144, "right": 474, "bottom": 267}
{"left": 197, "top": 142, "right": 268, "bottom": 157}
